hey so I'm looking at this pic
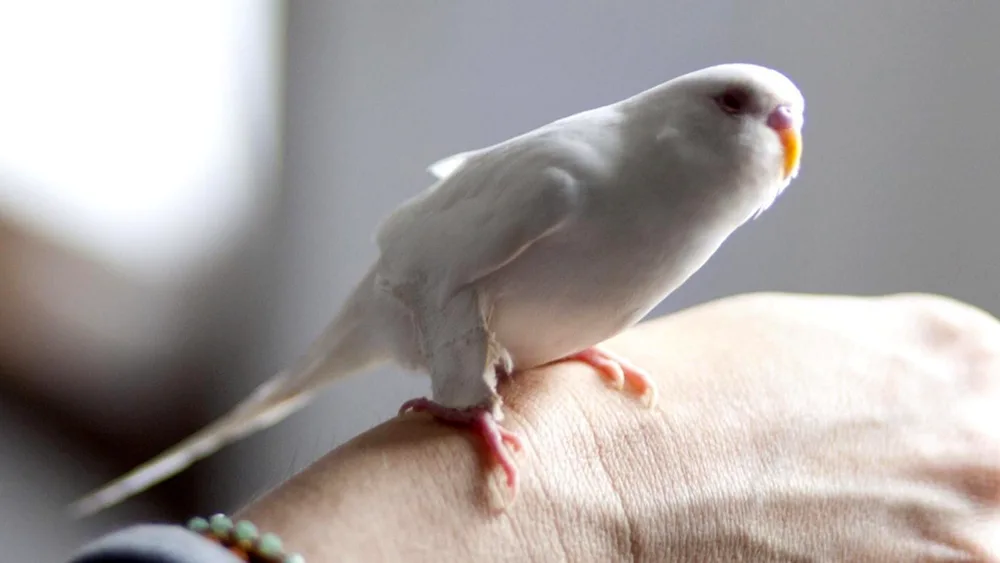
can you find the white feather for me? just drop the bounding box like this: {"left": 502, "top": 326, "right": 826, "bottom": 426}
{"left": 426, "top": 149, "right": 481, "bottom": 180}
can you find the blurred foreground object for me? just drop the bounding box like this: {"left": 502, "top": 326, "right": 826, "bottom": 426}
{"left": 0, "top": 0, "right": 281, "bottom": 421}
{"left": 0, "top": 1, "right": 283, "bottom": 560}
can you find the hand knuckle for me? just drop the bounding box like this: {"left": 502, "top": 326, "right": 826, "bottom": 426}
{"left": 890, "top": 293, "right": 996, "bottom": 339}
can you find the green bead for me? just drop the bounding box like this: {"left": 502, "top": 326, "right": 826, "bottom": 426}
{"left": 186, "top": 517, "right": 210, "bottom": 533}
{"left": 284, "top": 554, "right": 305, "bottom": 563}
{"left": 258, "top": 532, "right": 283, "bottom": 556}
{"left": 233, "top": 520, "right": 258, "bottom": 542}
{"left": 208, "top": 514, "right": 233, "bottom": 536}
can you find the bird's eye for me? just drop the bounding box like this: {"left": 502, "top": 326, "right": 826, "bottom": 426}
{"left": 715, "top": 88, "right": 749, "bottom": 115}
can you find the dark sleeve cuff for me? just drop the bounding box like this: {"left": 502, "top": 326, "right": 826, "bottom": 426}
{"left": 69, "top": 524, "right": 243, "bottom": 563}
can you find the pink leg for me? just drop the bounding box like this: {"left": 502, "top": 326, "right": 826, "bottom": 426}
{"left": 398, "top": 398, "right": 523, "bottom": 490}
{"left": 563, "top": 345, "right": 659, "bottom": 407}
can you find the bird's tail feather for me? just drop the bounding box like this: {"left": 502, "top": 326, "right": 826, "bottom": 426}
{"left": 69, "top": 268, "right": 389, "bottom": 518}
{"left": 67, "top": 369, "right": 315, "bottom": 518}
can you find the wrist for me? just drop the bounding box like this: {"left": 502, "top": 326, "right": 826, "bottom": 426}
{"left": 233, "top": 414, "right": 536, "bottom": 561}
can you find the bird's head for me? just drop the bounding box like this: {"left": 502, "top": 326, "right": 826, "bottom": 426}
{"left": 634, "top": 63, "right": 805, "bottom": 214}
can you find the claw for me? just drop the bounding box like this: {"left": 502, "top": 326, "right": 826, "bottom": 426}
{"left": 399, "top": 398, "right": 522, "bottom": 489}
{"left": 563, "top": 346, "right": 659, "bottom": 408}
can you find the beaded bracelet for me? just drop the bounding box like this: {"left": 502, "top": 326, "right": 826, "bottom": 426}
{"left": 186, "top": 514, "right": 304, "bottom": 563}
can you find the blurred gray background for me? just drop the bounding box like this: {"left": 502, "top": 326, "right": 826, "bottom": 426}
{"left": 1, "top": 1, "right": 998, "bottom": 560}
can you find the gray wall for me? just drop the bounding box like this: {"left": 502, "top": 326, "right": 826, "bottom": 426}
{"left": 221, "top": 0, "right": 1000, "bottom": 507}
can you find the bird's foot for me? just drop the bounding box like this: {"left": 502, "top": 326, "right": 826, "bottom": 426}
{"left": 398, "top": 398, "right": 523, "bottom": 491}
{"left": 563, "top": 345, "right": 659, "bottom": 408}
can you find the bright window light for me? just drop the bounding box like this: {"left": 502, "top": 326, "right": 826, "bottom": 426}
{"left": 0, "top": 0, "right": 279, "bottom": 285}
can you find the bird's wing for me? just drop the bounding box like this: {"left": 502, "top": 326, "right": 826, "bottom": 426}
{"left": 376, "top": 140, "right": 585, "bottom": 303}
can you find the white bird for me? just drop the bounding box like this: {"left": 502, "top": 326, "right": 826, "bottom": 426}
{"left": 70, "top": 62, "right": 805, "bottom": 516}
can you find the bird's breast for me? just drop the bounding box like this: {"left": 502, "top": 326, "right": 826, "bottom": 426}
{"left": 481, "top": 200, "right": 732, "bottom": 369}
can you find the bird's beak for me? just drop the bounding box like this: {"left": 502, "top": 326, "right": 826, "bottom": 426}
{"left": 767, "top": 105, "right": 802, "bottom": 180}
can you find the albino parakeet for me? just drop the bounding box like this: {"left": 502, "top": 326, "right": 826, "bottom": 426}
{"left": 70, "top": 62, "right": 804, "bottom": 516}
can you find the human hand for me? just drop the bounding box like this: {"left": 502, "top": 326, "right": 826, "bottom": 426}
{"left": 238, "top": 292, "right": 1000, "bottom": 562}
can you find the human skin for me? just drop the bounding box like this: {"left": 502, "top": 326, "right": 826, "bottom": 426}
{"left": 236, "top": 292, "right": 1000, "bottom": 562}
